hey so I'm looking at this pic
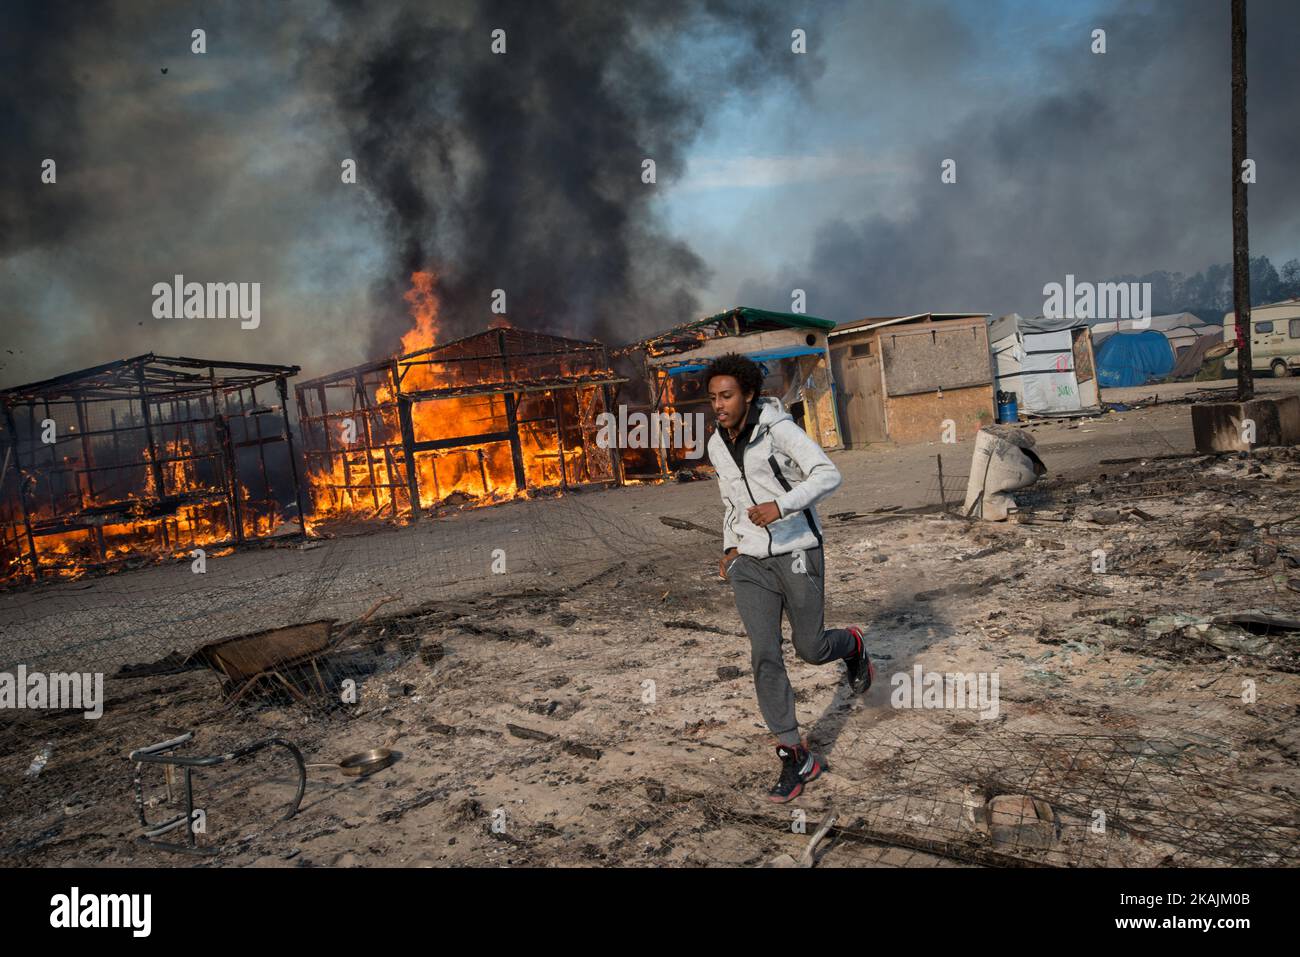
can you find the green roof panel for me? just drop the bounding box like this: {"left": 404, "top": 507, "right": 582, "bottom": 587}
{"left": 693, "top": 306, "right": 836, "bottom": 332}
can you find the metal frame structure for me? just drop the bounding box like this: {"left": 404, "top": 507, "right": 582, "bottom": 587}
{"left": 130, "top": 731, "right": 306, "bottom": 855}
{"left": 296, "top": 327, "right": 625, "bottom": 521}
{"left": 0, "top": 354, "right": 305, "bottom": 583}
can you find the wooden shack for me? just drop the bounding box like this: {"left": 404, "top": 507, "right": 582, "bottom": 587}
{"left": 828, "top": 313, "right": 993, "bottom": 446}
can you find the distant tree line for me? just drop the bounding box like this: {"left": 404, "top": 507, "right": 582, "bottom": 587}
{"left": 1108, "top": 256, "right": 1300, "bottom": 323}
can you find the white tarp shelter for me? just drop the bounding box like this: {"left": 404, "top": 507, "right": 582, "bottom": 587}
{"left": 988, "top": 313, "right": 1101, "bottom": 416}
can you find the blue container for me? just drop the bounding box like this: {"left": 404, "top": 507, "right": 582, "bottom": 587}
{"left": 996, "top": 393, "right": 1018, "bottom": 423}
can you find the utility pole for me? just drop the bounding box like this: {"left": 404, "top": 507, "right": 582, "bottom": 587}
{"left": 1231, "top": 0, "right": 1253, "bottom": 400}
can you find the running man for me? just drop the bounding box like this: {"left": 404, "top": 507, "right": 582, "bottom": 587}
{"left": 705, "top": 353, "right": 873, "bottom": 802}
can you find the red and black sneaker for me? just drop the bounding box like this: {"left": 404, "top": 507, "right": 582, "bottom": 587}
{"left": 768, "top": 743, "right": 824, "bottom": 803}
{"left": 844, "top": 625, "right": 875, "bottom": 695}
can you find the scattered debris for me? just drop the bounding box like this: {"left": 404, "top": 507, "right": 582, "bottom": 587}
{"left": 664, "top": 619, "right": 728, "bottom": 634}
{"left": 25, "top": 744, "right": 52, "bottom": 778}
{"left": 659, "top": 516, "right": 719, "bottom": 537}
{"left": 562, "top": 741, "right": 604, "bottom": 761}
{"left": 376, "top": 789, "right": 449, "bottom": 824}
{"left": 799, "top": 812, "right": 838, "bottom": 868}
{"left": 507, "top": 724, "right": 557, "bottom": 743}
{"left": 7, "top": 419, "right": 1300, "bottom": 870}
{"left": 112, "top": 650, "right": 200, "bottom": 679}
{"left": 1138, "top": 610, "right": 1300, "bottom": 668}
{"left": 987, "top": 795, "right": 1058, "bottom": 850}
{"left": 914, "top": 573, "right": 1009, "bottom": 602}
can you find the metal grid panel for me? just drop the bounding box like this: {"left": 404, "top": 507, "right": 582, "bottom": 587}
{"left": 1, "top": 356, "right": 304, "bottom": 584}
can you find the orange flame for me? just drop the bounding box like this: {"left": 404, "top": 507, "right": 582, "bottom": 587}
{"left": 303, "top": 269, "right": 608, "bottom": 526}
{"left": 400, "top": 270, "right": 441, "bottom": 356}
{"left": 5, "top": 436, "right": 280, "bottom": 582}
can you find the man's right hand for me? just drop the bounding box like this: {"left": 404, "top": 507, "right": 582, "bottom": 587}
{"left": 719, "top": 549, "right": 740, "bottom": 580}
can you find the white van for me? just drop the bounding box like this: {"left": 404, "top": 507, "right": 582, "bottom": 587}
{"left": 1223, "top": 299, "right": 1300, "bottom": 377}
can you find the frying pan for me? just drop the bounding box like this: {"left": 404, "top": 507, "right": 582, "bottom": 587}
{"left": 305, "top": 748, "right": 396, "bottom": 777}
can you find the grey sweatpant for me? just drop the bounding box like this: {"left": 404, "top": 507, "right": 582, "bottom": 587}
{"left": 727, "top": 547, "right": 857, "bottom": 747}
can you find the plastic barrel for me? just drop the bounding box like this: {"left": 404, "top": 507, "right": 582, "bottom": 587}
{"left": 996, "top": 393, "right": 1018, "bottom": 423}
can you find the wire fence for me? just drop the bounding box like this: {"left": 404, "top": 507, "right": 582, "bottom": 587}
{"left": 2, "top": 440, "right": 1299, "bottom": 867}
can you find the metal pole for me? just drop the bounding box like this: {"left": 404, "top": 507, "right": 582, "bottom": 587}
{"left": 277, "top": 378, "right": 308, "bottom": 537}
{"left": 109, "top": 407, "right": 121, "bottom": 474}
{"left": 312, "top": 384, "right": 340, "bottom": 512}
{"left": 209, "top": 365, "right": 241, "bottom": 544}
{"left": 355, "top": 373, "right": 382, "bottom": 511}
{"left": 295, "top": 384, "right": 322, "bottom": 515}
{"left": 42, "top": 399, "right": 57, "bottom": 516}
{"left": 1231, "top": 0, "right": 1253, "bottom": 401}
{"left": 649, "top": 368, "right": 669, "bottom": 480}
{"left": 937, "top": 454, "right": 948, "bottom": 513}
{"left": 137, "top": 363, "right": 170, "bottom": 549}
{"left": 552, "top": 389, "right": 570, "bottom": 489}
{"left": 243, "top": 386, "right": 274, "bottom": 535}
{"left": 74, "top": 396, "right": 107, "bottom": 563}
{"left": 3, "top": 403, "right": 42, "bottom": 580}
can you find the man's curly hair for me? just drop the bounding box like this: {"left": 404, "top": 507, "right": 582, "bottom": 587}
{"left": 704, "top": 353, "right": 764, "bottom": 399}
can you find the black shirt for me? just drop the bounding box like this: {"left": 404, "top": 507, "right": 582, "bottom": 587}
{"left": 720, "top": 396, "right": 763, "bottom": 474}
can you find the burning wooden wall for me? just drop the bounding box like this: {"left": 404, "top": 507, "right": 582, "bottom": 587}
{"left": 296, "top": 327, "right": 625, "bottom": 522}
{"left": 0, "top": 354, "right": 305, "bottom": 584}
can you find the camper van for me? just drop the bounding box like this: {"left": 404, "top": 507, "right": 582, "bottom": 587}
{"left": 1223, "top": 299, "right": 1300, "bottom": 377}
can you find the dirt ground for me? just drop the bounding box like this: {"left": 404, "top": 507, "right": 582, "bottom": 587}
{"left": 2, "top": 394, "right": 1299, "bottom": 868}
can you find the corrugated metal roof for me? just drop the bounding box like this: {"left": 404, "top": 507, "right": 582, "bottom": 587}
{"left": 828, "top": 312, "right": 989, "bottom": 337}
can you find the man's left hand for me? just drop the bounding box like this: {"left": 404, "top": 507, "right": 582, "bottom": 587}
{"left": 747, "top": 501, "right": 781, "bottom": 527}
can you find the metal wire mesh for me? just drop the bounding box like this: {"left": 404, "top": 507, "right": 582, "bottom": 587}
{"left": 2, "top": 432, "right": 1298, "bottom": 867}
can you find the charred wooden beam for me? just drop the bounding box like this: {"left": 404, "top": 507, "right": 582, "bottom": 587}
{"left": 398, "top": 396, "right": 422, "bottom": 522}
{"left": 409, "top": 430, "right": 514, "bottom": 452}
{"left": 502, "top": 391, "right": 528, "bottom": 492}
{"left": 399, "top": 374, "right": 625, "bottom": 402}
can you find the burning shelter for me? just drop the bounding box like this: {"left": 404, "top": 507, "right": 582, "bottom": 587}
{"left": 614, "top": 306, "right": 841, "bottom": 481}
{"left": 0, "top": 354, "right": 305, "bottom": 584}
{"left": 296, "top": 327, "right": 625, "bottom": 522}
{"left": 827, "top": 313, "right": 994, "bottom": 446}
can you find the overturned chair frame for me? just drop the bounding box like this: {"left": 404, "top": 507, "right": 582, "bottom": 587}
{"left": 130, "top": 731, "right": 306, "bottom": 855}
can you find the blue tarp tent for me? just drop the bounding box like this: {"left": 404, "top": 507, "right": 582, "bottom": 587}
{"left": 1094, "top": 330, "right": 1175, "bottom": 388}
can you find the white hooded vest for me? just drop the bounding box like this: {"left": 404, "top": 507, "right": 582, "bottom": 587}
{"left": 706, "top": 396, "right": 842, "bottom": 558}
